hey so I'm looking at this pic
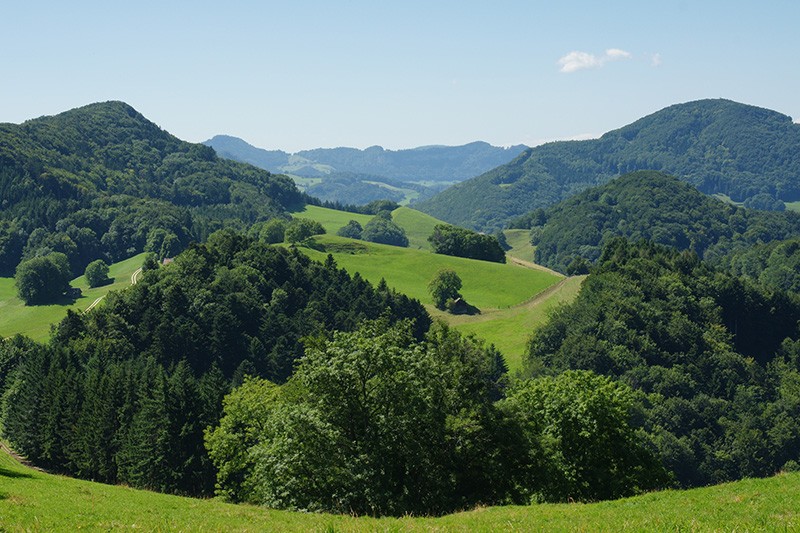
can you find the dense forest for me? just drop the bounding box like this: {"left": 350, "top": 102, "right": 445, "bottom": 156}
{"left": 0, "top": 231, "right": 428, "bottom": 495}
{"left": 514, "top": 171, "right": 800, "bottom": 273}
{"left": 417, "top": 99, "right": 800, "bottom": 231}
{"left": 525, "top": 239, "right": 800, "bottom": 487}
{"left": 0, "top": 101, "right": 303, "bottom": 278}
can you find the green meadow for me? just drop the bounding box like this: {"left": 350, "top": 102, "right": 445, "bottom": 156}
{"left": 787, "top": 200, "right": 800, "bottom": 213}
{"left": 452, "top": 276, "right": 585, "bottom": 372}
{"left": 0, "top": 253, "right": 146, "bottom": 342}
{"left": 302, "top": 234, "right": 560, "bottom": 311}
{"left": 1, "top": 444, "right": 798, "bottom": 532}
{"left": 290, "top": 204, "right": 374, "bottom": 234}
{"left": 503, "top": 228, "right": 536, "bottom": 263}
{"left": 389, "top": 206, "right": 442, "bottom": 250}
{"left": 291, "top": 205, "right": 573, "bottom": 369}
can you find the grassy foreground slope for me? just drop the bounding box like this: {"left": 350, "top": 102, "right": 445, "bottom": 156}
{"left": 2, "top": 446, "right": 798, "bottom": 532}
{"left": 0, "top": 253, "right": 146, "bottom": 342}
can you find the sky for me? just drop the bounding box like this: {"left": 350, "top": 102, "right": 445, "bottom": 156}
{"left": 1, "top": 1, "right": 799, "bottom": 153}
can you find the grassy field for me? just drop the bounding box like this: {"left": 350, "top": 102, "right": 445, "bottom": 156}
{"left": 290, "top": 204, "right": 374, "bottom": 235}
{"left": 302, "top": 235, "right": 560, "bottom": 311}
{"left": 291, "top": 205, "right": 570, "bottom": 369}
{"left": 452, "top": 276, "right": 585, "bottom": 373}
{"left": 1, "top": 445, "right": 798, "bottom": 532}
{"left": 504, "top": 228, "right": 536, "bottom": 263}
{"left": 390, "top": 206, "right": 444, "bottom": 250}
{"left": 0, "top": 253, "right": 146, "bottom": 342}
{"left": 787, "top": 200, "right": 800, "bottom": 213}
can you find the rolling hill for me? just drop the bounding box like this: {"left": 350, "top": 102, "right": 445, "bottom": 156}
{"left": 0, "top": 253, "right": 147, "bottom": 342}
{"left": 291, "top": 205, "right": 567, "bottom": 370}
{"left": 524, "top": 170, "right": 800, "bottom": 273}
{"left": 416, "top": 99, "right": 800, "bottom": 231}
{"left": 0, "top": 101, "right": 302, "bottom": 277}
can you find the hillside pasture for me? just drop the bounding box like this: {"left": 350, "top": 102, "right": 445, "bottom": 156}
{"left": 289, "top": 204, "right": 374, "bottom": 234}
{"left": 0, "top": 253, "right": 146, "bottom": 342}
{"left": 391, "top": 206, "right": 445, "bottom": 250}
{"left": 451, "top": 275, "right": 585, "bottom": 372}
{"left": 301, "top": 234, "right": 561, "bottom": 311}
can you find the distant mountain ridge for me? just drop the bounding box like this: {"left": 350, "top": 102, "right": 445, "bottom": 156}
{"left": 416, "top": 99, "right": 800, "bottom": 231}
{"left": 204, "top": 135, "right": 528, "bottom": 182}
{"left": 203, "top": 135, "right": 528, "bottom": 205}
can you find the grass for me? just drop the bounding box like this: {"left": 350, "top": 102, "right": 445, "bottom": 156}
{"left": 290, "top": 204, "right": 374, "bottom": 235}
{"left": 786, "top": 200, "right": 800, "bottom": 213}
{"left": 301, "top": 235, "right": 560, "bottom": 311}
{"left": 452, "top": 276, "right": 585, "bottom": 373}
{"left": 0, "top": 253, "right": 146, "bottom": 342}
{"left": 503, "top": 228, "right": 536, "bottom": 263}
{"left": 390, "top": 206, "right": 445, "bottom": 250}
{"left": 291, "top": 205, "right": 568, "bottom": 370}
{"left": 1, "top": 444, "right": 799, "bottom": 531}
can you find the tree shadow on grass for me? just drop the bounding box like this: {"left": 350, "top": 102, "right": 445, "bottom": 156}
{"left": 0, "top": 466, "right": 33, "bottom": 479}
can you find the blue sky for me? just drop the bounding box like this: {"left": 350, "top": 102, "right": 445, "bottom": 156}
{"left": 1, "top": 1, "right": 798, "bottom": 152}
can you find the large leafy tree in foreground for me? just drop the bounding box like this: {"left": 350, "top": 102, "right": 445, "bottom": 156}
{"left": 207, "top": 320, "right": 517, "bottom": 516}
{"left": 206, "top": 320, "right": 666, "bottom": 516}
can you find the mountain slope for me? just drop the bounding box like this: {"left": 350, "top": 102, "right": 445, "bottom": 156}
{"left": 202, "top": 134, "right": 290, "bottom": 169}
{"left": 0, "top": 101, "right": 302, "bottom": 275}
{"left": 528, "top": 170, "right": 800, "bottom": 273}
{"left": 416, "top": 99, "right": 800, "bottom": 231}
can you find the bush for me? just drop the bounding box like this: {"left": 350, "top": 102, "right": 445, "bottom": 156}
{"left": 428, "top": 224, "right": 506, "bottom": 263}
{"left": 336, "top": 220, "right": 363, "bottom": 239}
{"left": 428, "top": 269, "right": 462, "bottom": 310}
{"left": 285, "top": 219, "right": 325, "bottom": 243}
{"left": 361, "top": 217, "right": 408, "bottom": 247}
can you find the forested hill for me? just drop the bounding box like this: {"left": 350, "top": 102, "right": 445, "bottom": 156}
{"left": 416, "top": 99, "right": 800, "bottom": 231}
{"left": 0, "top": 101, "right": 303, "bottom": 276}
{"left": 523, "top": 171, "right": 800, "bottom": 273}
{"left": 204, "top": 136, "right": 528, "bottom": 183}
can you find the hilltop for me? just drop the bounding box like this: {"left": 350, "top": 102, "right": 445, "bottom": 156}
{"left": 204, "top": 135, "right": 527, "bottom": 204}
{"left": 417, "top": 99, "right": 800, "bottom": 231}
{"left": 0, "top": 101, "right": 302, "bottom": 276}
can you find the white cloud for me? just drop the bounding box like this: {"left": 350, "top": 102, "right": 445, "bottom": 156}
{"left": 651, "top": 53, "right": 663, "bottom": 67}
{"left": 558, "top": 48, "right": 633, "bottom": 73}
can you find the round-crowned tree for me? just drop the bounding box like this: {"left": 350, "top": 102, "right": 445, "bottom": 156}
{"left": 428, "top": 269, "right": 462, "bottom": 310}
{"left": 15, "top": 252, "right": 72, "bottom": 305}
{"left": 85, "top": 259, "right": 110, "bottom": 288}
